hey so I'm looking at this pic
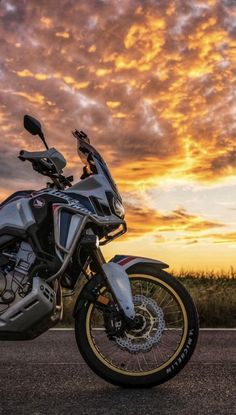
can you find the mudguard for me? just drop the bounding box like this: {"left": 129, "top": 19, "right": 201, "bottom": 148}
{"left": 102, "top": 262, "right": 135, "bottom": 319}
{"left": 73, "top": 255, "right": 169, "bottom": 318}
{"left": 73, "top": 265, "right": 136, "bottom": 320}
{"left": 110, "top": 255, "right": 169, "bottom": 271}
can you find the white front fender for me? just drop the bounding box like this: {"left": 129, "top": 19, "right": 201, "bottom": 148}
{"left": 102, "top": 256, "right": 169, "bottom": 321}
{"left": 102, "top": 262, "right": 135, "bottom": 320}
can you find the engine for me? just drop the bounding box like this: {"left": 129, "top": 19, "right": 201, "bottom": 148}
{"left": 0, "top": 242, "right": 36, "bottom": 314}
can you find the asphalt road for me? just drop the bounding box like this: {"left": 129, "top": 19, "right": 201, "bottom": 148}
{"left": 0, "top": 329, "right": 235, "bottom": 415}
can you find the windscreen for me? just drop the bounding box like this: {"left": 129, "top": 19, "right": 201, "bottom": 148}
{"left": 75, "top": 134, "right": 122, "bottom": 201}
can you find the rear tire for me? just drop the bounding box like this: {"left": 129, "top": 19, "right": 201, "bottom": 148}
{"left": 75, "top": 265, "right": 199, "bottom": 387}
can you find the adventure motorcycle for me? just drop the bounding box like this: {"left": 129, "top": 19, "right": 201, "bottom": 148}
{"left": 0, "top": 115, "right": 199, "bottom": 387}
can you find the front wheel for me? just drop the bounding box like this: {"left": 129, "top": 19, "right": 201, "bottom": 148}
{"left": 74, "top": 265, "right": 199, "bottom": 387}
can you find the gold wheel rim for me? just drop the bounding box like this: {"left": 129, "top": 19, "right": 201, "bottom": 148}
{"left": 85, "top": 274, "right": 188, "bottom": 377}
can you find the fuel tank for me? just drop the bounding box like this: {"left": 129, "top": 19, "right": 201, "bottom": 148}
{"left": 0, "top": 190, "right": 65, "bottom": 246}
{"left": 0, "top": 197, "right": 35, "bottom": 234}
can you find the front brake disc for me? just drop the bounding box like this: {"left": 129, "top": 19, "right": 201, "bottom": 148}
{"left": 115, "top": 295, "right": 165, "bottom": 353}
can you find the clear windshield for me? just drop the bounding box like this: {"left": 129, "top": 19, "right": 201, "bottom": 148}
{"left": 75, "top": 134, "right": 122, "bottom": 201}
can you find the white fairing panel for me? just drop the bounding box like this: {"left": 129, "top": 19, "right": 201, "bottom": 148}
{"left": 0, "top": 198, "right": 35, "bottom": 231}
{"left": 65, "top": 174, "right": 123, "bottom": 224}
{"left": 66, "top": 175, "right": 106, "bottom": 204}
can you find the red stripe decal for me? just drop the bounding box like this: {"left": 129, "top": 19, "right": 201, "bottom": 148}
{"left": 118, "top": 257, "right": 136, "bottom": 266}
{"left": 52, "top": 204, "right": 60, "bottom": 213}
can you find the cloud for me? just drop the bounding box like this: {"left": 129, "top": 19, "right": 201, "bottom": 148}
{"left": 0, "top": 0, "right": 235, "bottom": 251}
{"left": 124, "top": 203, "right": 224, "bottom": 239}
{"left": 0, "top": 0, "right": 235, "bottom": 196}
{"left": 179, "top": 231, "right": 236, "bottom": 244}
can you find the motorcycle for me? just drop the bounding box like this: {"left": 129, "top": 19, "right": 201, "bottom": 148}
{"left": 0, "top": 115, "right": 199, "bottom": 387}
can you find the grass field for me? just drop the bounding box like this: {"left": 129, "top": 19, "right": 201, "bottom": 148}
{"left": 173, "top": 270, "right": 235, "bottom": 327}
{"left": 61, "top": 270, "right": 236, "bottom": 328}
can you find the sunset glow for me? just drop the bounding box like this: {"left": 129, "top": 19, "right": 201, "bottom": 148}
{"left": 0, "top": 0, "right": 236, "bottom": 270}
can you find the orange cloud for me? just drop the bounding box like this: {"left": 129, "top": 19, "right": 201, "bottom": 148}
{"left": 2, "top": 0, "right": 235, "bottom": 194}
{"left": 88, "top": 45, "right": 96, "bottom": 53}
{"left": 13, "top": 92, "right": 46, "bottom": 105}
{"left": 17, "top": 69, "right": 50, "bottom": 81}
{"left": 55, "top": 32, "right": 70, "bottom": 39}
{"left": 40, "top": 17, "right": 53, "bottom": 28}
{"left": 106, "top": 101, "right": 121, "bottom": 109}
{"left": 124, "top": 204, "right": 224, "bottom": 240}
{"left": 103, "top": 14, "right": 166, "bottom": 73}
{"left": 180, "top": 231, "right": 236, "bottom": 244}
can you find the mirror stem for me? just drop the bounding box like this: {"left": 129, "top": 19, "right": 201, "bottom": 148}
{"left": 39, "top": 132, "right": 49, "bottom": 150}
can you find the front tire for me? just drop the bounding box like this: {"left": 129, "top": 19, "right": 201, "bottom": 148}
{"left": 74, "top": 265, "right": 199, "bottom": 387}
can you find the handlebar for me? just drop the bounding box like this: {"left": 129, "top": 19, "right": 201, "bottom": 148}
{"left": 18, "top": 150, "right": 73, "bottom": 189}
{"left": 19, "top": 150, "right": 57, "bottom": 174}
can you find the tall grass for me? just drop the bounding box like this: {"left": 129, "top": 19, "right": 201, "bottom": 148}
{"left": 172, "top": 269, "right": 236, "bottom": 327}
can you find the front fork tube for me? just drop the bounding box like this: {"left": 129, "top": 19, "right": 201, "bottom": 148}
{"left": 91, "top": 248, "right": 135, "bottom": 320}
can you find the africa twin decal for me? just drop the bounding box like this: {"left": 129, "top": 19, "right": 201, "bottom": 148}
{"left": 37, "top": 189, "right": 93, "bottom": 215}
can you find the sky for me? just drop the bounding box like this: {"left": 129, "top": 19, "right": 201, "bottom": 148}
{"left": 0, "top": 0, "right": 236, "bottom": 271}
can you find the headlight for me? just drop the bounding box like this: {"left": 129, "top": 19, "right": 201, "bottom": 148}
{"left": 113, "top": 198, "right": 125, "bottom": 219}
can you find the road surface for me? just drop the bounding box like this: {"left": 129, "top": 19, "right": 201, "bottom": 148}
{"left": 0, "top": 329, "right": 235, "bottom": 415}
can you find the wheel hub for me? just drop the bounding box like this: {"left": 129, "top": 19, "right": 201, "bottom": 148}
{"left": 131, "top": 314, "right": 147, "bottom": 332}
{"left": 115, "top": 294, "right": 165, "bottom": 353}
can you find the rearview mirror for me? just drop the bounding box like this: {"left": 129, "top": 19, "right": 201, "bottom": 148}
{"left": 24, "top": 115, "right": 43, "bottom": 136}
{"left": 23, "top": 115, "right": 49, "bottom": 149}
